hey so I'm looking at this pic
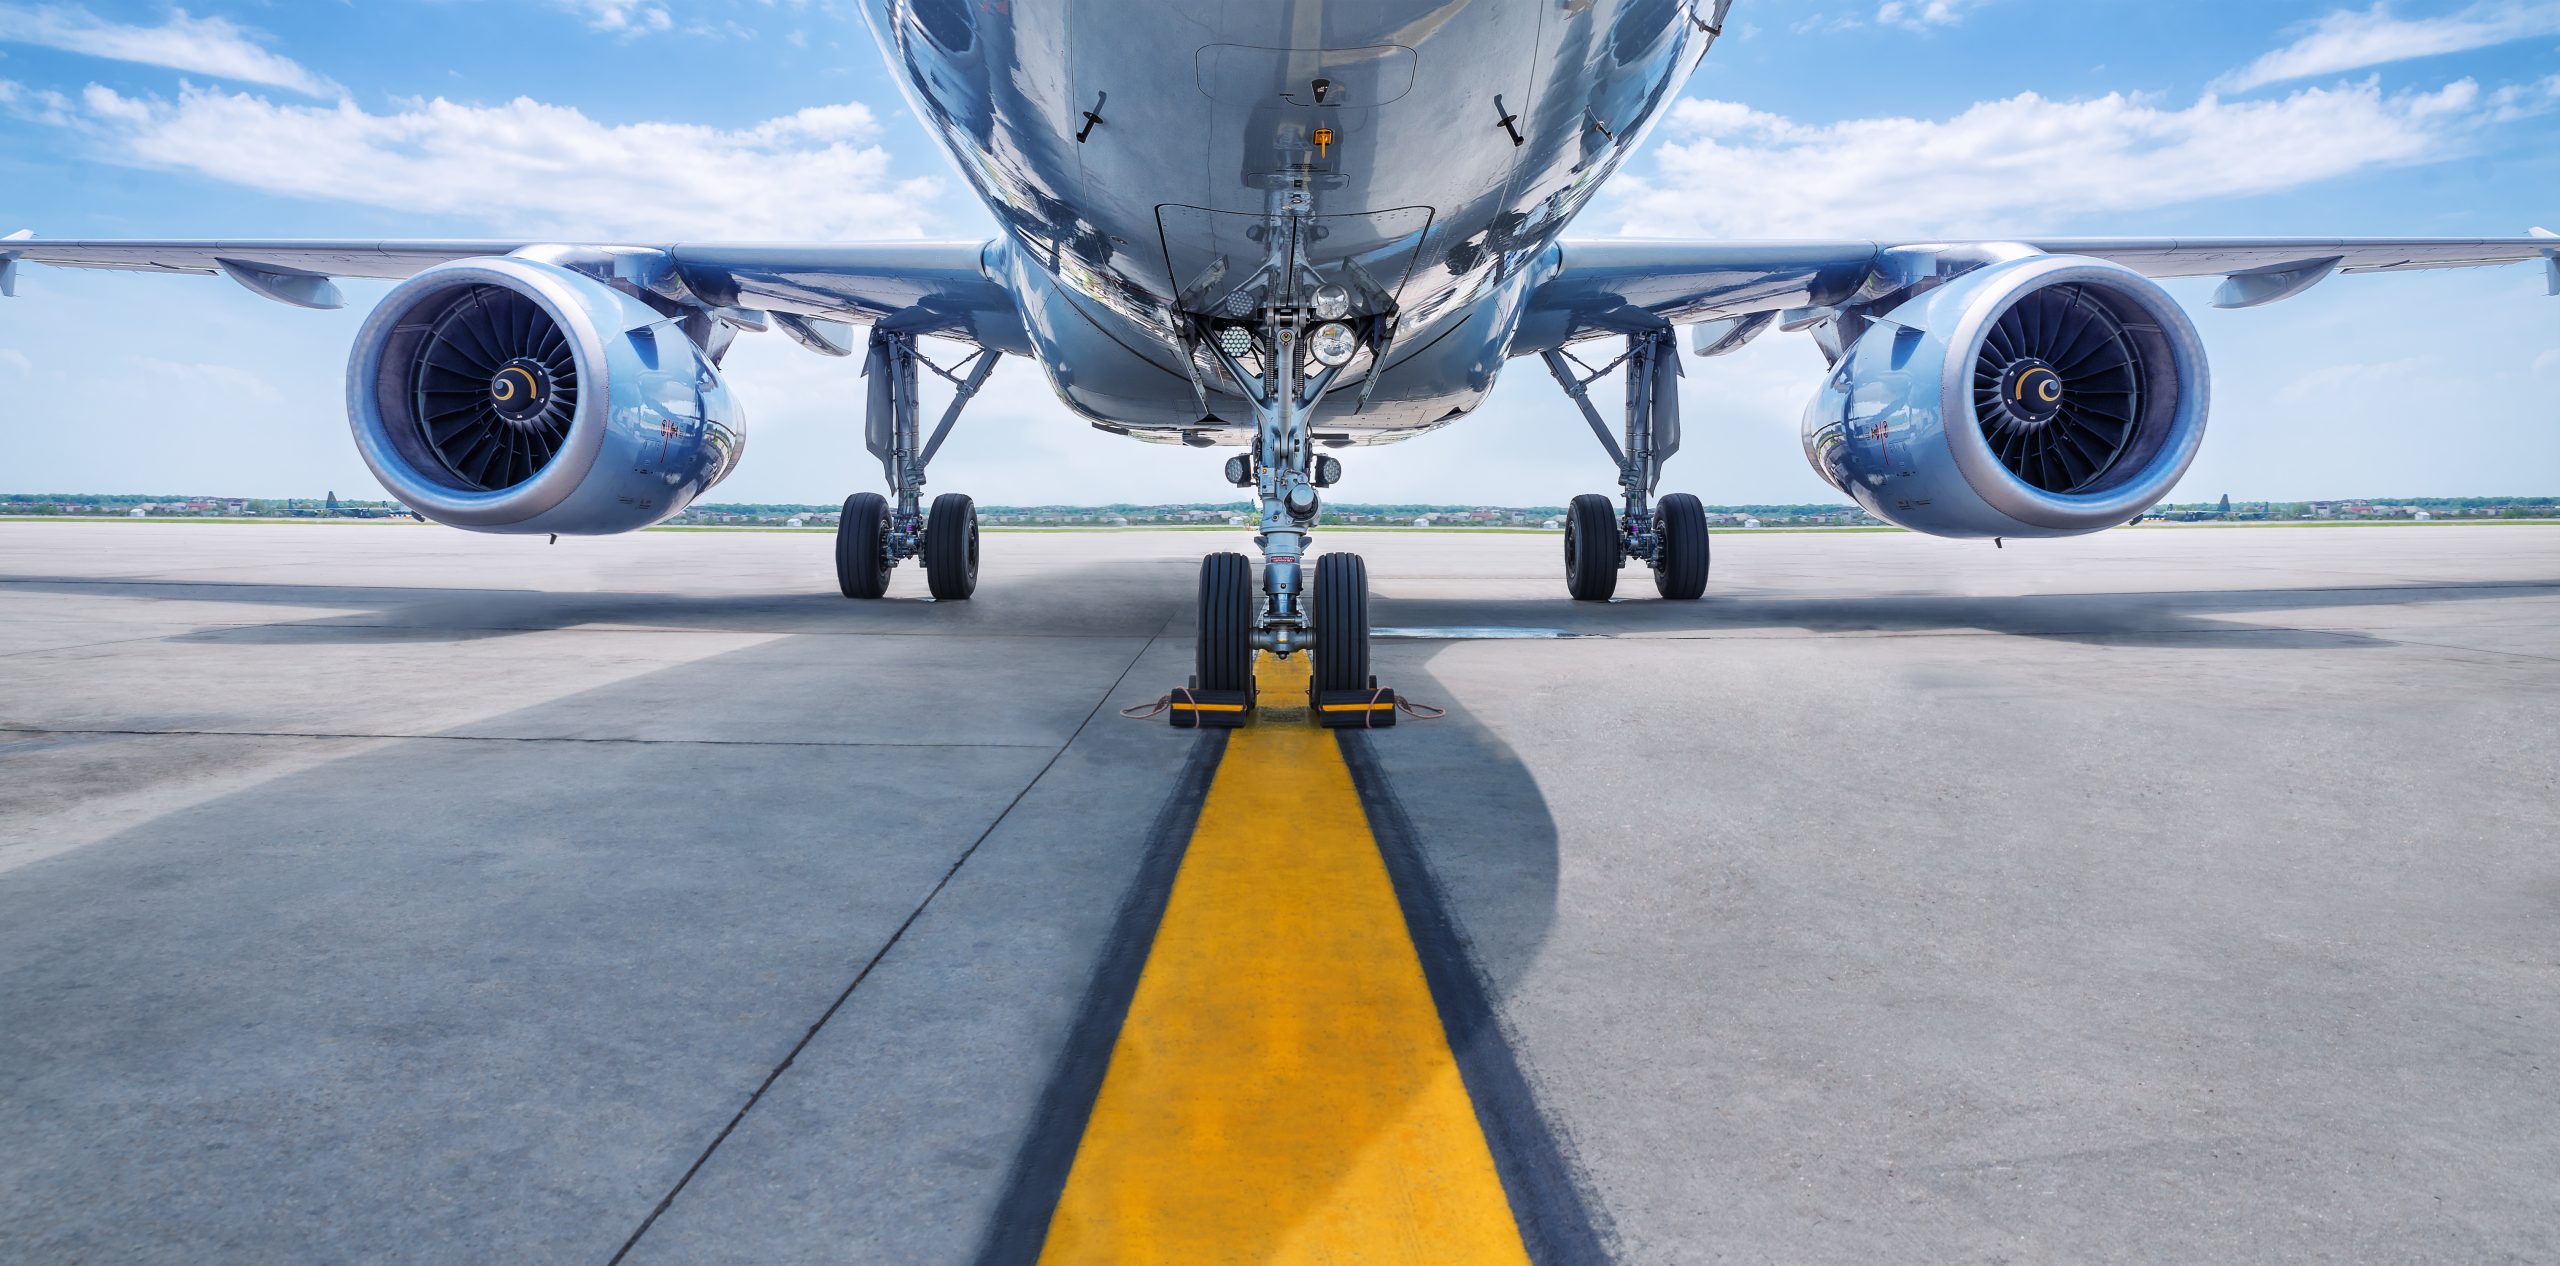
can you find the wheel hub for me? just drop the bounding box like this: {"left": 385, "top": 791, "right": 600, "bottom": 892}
{"left": 488, "top": 357, "right": 556, "bottom": 426}
{"left": 1994, "top": 356, "right": 2066, "bottom": 428}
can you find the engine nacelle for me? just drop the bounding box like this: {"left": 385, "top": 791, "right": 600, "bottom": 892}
{"left": 1802, "top": 254, "right": 2208, "bottom": 538}
{"left": 348, "top": 256, "right": 744, "bottom": 534}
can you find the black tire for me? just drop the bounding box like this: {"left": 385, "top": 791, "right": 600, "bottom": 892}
{"left": 836, "top": 492, "right": 892, "bottom": 599}
{"left": 924, "top": 492, "right": 978, "bottom": 600}
{"left": 1312, "top": 552, "right": 1371, "bottom": 695}
{"left": 1196, "top": 552, "right": 1255, "bottom": 693}
{"left": 1564, "top": 493, "right": 1621, "bottom": 602}
{"left": 1653, "top": 492, "right": 1711, "bottom": 600}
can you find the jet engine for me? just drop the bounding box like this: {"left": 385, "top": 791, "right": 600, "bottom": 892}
{"left": 1801, "top": 253, "right": 2208, "bottom": 538}
{"left": 347, "top": 256, "right": 744, "bottom": 534}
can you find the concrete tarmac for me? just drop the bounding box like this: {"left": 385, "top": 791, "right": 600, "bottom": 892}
{"left": 2, "top": 521, "right": 2555, "bottom": 1263}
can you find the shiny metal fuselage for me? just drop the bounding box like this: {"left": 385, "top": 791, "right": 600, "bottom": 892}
{"left": 860, "top": 0, "right": 1707, "bottom": 443}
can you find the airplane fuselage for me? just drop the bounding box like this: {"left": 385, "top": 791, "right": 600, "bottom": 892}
{"left": 860, "top": 0, "right": 1710, "bottom": 444}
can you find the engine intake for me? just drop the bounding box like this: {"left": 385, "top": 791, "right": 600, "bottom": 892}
{"left": 348, "top": 256, "right": 744, "bottom": 534}
{"left": 1803, "top": 254, "right": 2208, "bottom": 538}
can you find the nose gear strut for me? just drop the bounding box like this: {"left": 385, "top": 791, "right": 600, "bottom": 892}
{"left": 1169, "top": 186, "right": 1390, "bottom": 723}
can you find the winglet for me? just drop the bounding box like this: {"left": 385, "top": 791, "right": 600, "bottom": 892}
{"left": 2535, "top": 227, "right": 2559, "bottom": 297}
{"left": 0, "top": 232, "right": 27, "bottom": 298}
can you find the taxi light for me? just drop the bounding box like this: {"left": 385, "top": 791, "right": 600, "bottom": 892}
{"left": 1309, "top": 322, "right": 1358, "bottom": 367}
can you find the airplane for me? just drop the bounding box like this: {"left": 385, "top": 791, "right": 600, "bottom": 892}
{"left": 4, "top": 0, "right": 2554, "bottom": 708}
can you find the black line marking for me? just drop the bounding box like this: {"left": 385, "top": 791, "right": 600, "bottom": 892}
{"left": 971, "top": 731, "right": 1227, "bottom": 1266}
{"left": 1340, "top": 731, "right": 1620, "bottom": 1266}
{"left": 607, "top": 634, "right": 1162, "bottom": 1265}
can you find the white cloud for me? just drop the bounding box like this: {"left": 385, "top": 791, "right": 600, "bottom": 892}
{"left": 0, "top": 76, "right": 74, "bottom": 125}
{"left": 66, "top": 84, "right": 944, "bottom": 241}
{"left": 2220, "top": 1, "right": 2560, "bottom": 92}
{"left": 1791, "top": 0, "right": 1986, "bottom": 33}
{"left": 1610, "top": 78, "right": 2506, "bottom": 239}
{"left": 0, "top": 4, "right": 336, "bottom": 97}
{"left": 2488, "top": 72, "right": 2560, "bottom": 118}
{"left": 1875, "top": 0, "right": 1985, "bottom": 29}
{"left": 0, "top": 347, "right": 33, "bottom": 378}
{"left": 560, "top": 0, "right": 673, "bottom": 35}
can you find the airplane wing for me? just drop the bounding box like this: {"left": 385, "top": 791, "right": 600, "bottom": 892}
{"left": 0, "top": 235, "right": 1027, "bottom": 350}
{"left": 1519, "top": 232, "right": 2560, "bottom": 350}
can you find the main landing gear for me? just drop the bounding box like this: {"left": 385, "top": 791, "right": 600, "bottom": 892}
{"left": 835, "top": 329, "right": 999, "bottom": 601}
{"left": 1542, "top": 328, "right": 1711, "bottom": 602}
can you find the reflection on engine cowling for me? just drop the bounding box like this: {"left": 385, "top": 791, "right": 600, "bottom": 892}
{"left": 1802, "top": 254, "right": 2209, "bottom": 539}
{"left": 346, "top": 256, "right": 745, "bottom": 535}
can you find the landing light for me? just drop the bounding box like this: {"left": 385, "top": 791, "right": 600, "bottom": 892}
{"left": 1309, "top": 321, "right": 1358, "bottom": 367}
{"left": 1310, "top": 283, "right": 1352, "bottom": 320}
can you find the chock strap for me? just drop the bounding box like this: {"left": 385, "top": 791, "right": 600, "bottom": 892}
{"left": 1315, "top": 687, "right": 1448, "bottom": 729}
{"left": 1127, "top": 689, "right": 1444, "bottom": 726}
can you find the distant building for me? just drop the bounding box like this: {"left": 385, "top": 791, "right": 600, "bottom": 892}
{"left": 786, "top": 516, "right": 806, "bottom": 528}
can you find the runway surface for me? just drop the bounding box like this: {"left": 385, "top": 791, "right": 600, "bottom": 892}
{"left": 3, "top": 521, "right": 2556, "bottom": 1263}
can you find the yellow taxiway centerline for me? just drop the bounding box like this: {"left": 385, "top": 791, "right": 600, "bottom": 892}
{"left": 1035, "top": 655, "right": 1531, "bottom": 1264}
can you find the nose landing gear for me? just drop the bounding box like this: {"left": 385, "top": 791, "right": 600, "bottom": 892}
{"left": 1166, "top": 191, "right": 1391, "bottom": 726}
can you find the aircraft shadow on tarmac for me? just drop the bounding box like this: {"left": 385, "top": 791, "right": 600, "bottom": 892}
{"left": 1369, "top": 578, "right": 2560, "bottom": 651}
{"left": 0, "top": 562, "right": 1589, "bottom": 1262}
{"left": 0, "top": 562, "right": 1190, "bottom": 645}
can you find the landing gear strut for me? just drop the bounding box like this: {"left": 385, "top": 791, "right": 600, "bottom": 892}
{"left": 1542, "top": 328, "right": 1711, "bottom": 601}
{"left": 836, "top": 329, "right": 998, "bottom": 600}
{"left": 1178, "top": 184, "right": 1381, "bottom": 715}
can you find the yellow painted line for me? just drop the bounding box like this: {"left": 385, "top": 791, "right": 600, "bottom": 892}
{"left": 1036, "top": 656, "right": 1530, "bottom": 1265}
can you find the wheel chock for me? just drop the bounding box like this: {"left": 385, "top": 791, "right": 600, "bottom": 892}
{"left": 1313, "top": 678, "right": 1401, "bottom": 729}
{"left": 1167, "top": 678, "right": 1254, "bottom": 729}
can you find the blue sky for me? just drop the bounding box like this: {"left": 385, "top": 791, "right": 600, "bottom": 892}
{"left": 1, "top": 0, "right": 2554, "bottom": 506}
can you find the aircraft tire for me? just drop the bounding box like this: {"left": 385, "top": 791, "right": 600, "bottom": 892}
{"left": 837, "top": 492, "right": 893, "bottom": 599}
{"left": 1312, "top": 552, "right": 1371, "bottom": 695}
{"left": 1196, "top": 552, "right": 1255, "bottom": 693}
{"left": 1565, "top": 493, "right": 1622, "bottom": 602}
{"left": 1653, "top": 492, "right": 1711, "bottom": 600}
{"left": 924, "top": 492, "right": 979, "bottom": 600}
